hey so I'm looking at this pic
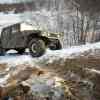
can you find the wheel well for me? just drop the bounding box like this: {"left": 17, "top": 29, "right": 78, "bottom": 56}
{"left": 27, "top": 34, "right": 49, "bottom": 46}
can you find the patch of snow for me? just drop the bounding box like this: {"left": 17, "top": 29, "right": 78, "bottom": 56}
{"left": 0, "top": 42, "right": 100, "bottom": 66}
{"left": 34, "top": 42, "right": 100, "bottom": 65}
{"left": 0, "top": 74, "right": 10, "bottom": 86}
{"left": 86, "top": 68, "right": 100, "bottom": 74}
{"left": 0, "top": 13, "right": 22, "bottom": 36}
{"left": 0, "top": 54, "right": 33, "bottom": 66}
{"left": 0, "top": 13, "right": 21, "bottom": 25}
{"left": 0, "top": 0, "right": 32, "bottom": 4}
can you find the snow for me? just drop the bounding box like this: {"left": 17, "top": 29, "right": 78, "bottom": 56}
{"left": 86, "top": 68, "right": 100, "bottom": 75}
{"left": 0, "top": 74, "right": 10, "bottom": 86}
{"left": 0, "top": 13, "right": 21, "bottom": 25}
{"left": 0, "top": 42, "right": 100, "bottom": 66}
{"left": 0, "top": 13, "right": 22, "bottom": 35}
{"left": 40, "top": 42, "right": 100, "bottom": 59}
{"left": 0, "top": 54, "right": 33, "bottom": 66}
{"left": 0, "top": 0, "right": 33, "bottom": 4}
{"left": 31, "top": 42, "right": 100, "bottom": 65}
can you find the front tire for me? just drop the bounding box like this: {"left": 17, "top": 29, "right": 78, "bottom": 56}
{"left": 48, "top": 39, "right": 62, "bottom": 50}
{"left": 28, "top": 38, "right": 46, "bottom": 57}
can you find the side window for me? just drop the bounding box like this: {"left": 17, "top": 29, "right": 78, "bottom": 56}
{"left": 1, "top": 27, "right": 11, "bottom": 39}
{"left": 1, "top": 24, "right": 20, "bottom": 37}
{"left": 3, "top": 28, "right": 11, "bottom": 35}
{"left": 11, "top": 24, "right": 20, "bottom": 33}
{"left": 12, "top": 26, "right": 17, "bottom": 33}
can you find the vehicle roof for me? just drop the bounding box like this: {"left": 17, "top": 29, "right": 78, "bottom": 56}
{"left": 0, "top": 21, "right": 22, "bottom": 29}
{"left": 0, "top": 20, "right": 22, "bottom": 36}
{"left": 0, "top": 21, "right": 42, "bottom": 35}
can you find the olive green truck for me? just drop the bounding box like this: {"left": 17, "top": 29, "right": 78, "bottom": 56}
{"left": 0, "top": 22, "right": 62, "bottom": 57}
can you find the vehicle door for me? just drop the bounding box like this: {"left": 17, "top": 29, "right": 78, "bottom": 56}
{"left": 1, "top": 24, "right": 25, "bottom": 48}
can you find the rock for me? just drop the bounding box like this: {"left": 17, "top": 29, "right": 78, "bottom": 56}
{"left": 0, "top": 86, "right": 7, "bottom": 98}
{"left": 18, "top": 84, "right": 30, "bottom": 94}
{"left": 13, "top": 96, "right": 22, "bottom": 100}
{"left": 31, "top": 84, "right": 51, "bottom": 94}
{"left": 46, "top": 79, "right": 55, "bottom": 86}
{"left": 0, "top": 63, "right": 8, "bottom": 72}
{"left": 52, "top": 88, "right": 65, "bottom": 100}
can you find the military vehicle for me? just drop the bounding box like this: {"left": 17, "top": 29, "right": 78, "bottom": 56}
{"left": 0, "top": 22, "right": 62, "bottom": 57}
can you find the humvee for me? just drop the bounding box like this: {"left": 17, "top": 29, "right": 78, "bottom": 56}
{"left": 0, "top": 22, "right": 62, "bottom": 57}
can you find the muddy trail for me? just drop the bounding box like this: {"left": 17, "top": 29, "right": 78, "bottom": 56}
{"left": 0, "top": 43, "right": 100, "bottom": 100}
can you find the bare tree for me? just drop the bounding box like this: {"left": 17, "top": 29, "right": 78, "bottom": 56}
{"left": 70, "top": 0, "right": 100, "bottom": 43}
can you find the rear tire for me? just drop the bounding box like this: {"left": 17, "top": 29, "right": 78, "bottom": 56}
{"left": 28, "top": 38, "right": 46, "bottom": 57}
{"left": 0, "top": 48, "right": 5, "bottom": 56}
{"left": 0, "top": 41, "right": 5, "bottom": 55}
{"left": 17, "top": 49, "right": 25, "bottom": 54}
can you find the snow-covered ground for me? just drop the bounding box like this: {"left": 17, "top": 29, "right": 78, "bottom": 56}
{"left": 0, "top": 13, "right": 21, "bottom": 25}
{"left": 0, "top": 42, "right": 100, "bottom": 66}
{"left": 0, "top": 0, "right": 32, "bottom": 4}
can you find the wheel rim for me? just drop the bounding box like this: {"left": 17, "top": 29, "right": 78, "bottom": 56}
{"left": 29, "top": 39, "right": 46, "bottom": 57}
{"left": 31, "top": 40, "right": 44, "bottom": 54}
{"left": 31, "top": 43, "right": 39, "bottom": 53}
